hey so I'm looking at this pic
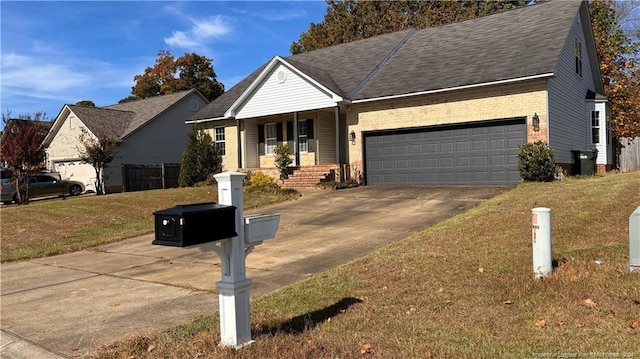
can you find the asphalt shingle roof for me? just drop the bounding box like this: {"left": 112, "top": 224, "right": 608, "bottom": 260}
{"left": 67, "top": 105, "right": 135, "bottom": 139}
{"left": 103, "top": 89, "right": 196, "bottom": 137}
{"left": 192, "top": 0, "right": 583, "bottom": 121}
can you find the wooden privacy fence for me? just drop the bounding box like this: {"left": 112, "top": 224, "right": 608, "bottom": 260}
{"left": 122, "top": 163, "right": 181, "bottom": 192}
{"left": 619, "top": 138, "right": 640, "bottom": 172}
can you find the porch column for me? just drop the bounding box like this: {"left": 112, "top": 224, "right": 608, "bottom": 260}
{"left": 335, "top": 106, "right": 340, "bottom": 165}
{"left": 236, "top": 119, "right": 242, "bottom": 169}
{"left": 293, "top": 112, "right": 300, "bottom": 167}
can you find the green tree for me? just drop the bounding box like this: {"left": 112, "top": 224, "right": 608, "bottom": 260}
{"left": 178, "top": 126, "right": 222, "bottom": 187}
{"left": 0, "top": 111, "right": 49, "bottom": 204}
{"left": 175, "top": 53, "right": 224, "bottom": 101}
{"left": 589, "top": 0, "right": 640, "bottom": 138}
{"left": 128, "top": 50, "right": 224, "bottom": 102}
{"left": 118, "top": 95, "right": 139, "bottom": 104}
{"left": 75, "top": 100, "right": 96, "bottom": 107}
{"left": 291, "top": 0, "right": 525, "bottom": 54}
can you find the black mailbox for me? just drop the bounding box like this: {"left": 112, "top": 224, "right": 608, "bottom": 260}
{"left": 152, "top": 202, "right": 237, "bottom": 247}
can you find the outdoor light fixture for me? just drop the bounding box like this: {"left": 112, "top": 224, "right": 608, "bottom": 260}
{"left": 350, "top": 130, "right": 356, "bottom": 144}
{"left": 532, "top": 113, "right": 540, "bottom": 132}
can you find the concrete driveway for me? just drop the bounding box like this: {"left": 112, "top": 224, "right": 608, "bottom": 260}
{"left": 0, "top": 185, "right": 507, "bottom": 358}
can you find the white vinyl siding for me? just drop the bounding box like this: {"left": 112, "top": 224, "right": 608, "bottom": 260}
{"left": 317, "top": 110, "right": 337, "bottom": 164}
{"left": 587, "top": 101, "right": 609, "bottom": 165}
{"left": 547, "top": 11, "right": 596, "bottom": 164}
{"left": 234, "top": 64, "right": 337, "bottom": 119}
{"left": 244, "top": 122, "right": 259, "bottom": 168}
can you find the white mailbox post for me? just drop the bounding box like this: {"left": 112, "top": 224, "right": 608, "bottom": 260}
{"left": 211, "top": 172, "right": 280, "bottom": 348}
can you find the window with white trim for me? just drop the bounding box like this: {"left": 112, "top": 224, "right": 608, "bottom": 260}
{"left": 266, "top": 123, "right": 277, "bottom": 155}
{"left": 591, "top": 110, "right": 600, "bottom": 144}
{"left": 574, "top": 39, "right": 582, "bottom": 77}
{"left": 214, "top": 126, "right": 225, "bottom": 155}
{"left": 298, "top": 120, "right": 308, "bottom": 153}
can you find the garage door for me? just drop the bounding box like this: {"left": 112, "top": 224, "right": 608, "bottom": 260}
{"left": 364, "top": 118, "right": 526, "bottom": 185}
{"left": 54, "top": 161, "right": 96, "bottom": 192}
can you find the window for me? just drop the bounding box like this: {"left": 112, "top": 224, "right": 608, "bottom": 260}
{"left": 591, "top": 110, "right": 600, "bottom": 144}
{"left": 574, "top": 39, "right": 582, "bottom": 77}
{"left": 266, "top": 123, "right": 277, "bottom": 155}
{"left": 214, "top": 127, "right": 225, "bottom": 155}
{"left": 298, "top": 120, "right": 308, "bottom": 153}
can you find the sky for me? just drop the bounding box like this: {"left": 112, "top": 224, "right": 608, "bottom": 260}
{"left": 0, "top": 1, "right": 328, "bottom": 129}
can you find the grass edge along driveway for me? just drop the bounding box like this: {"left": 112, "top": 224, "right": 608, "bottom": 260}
{"left": 93, "top": 172, "right": 640, "bottom": 358}
{"left": 0, "top": 185, "right": 300, "bottom": 262}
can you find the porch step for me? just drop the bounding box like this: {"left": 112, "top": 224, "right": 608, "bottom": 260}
{"left": 281, "top": 165, "right": 336, "bottom": 189}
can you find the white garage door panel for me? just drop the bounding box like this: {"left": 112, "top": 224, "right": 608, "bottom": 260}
{"left": 364, "top": 118, "right": 526, "bottom": 185}
{"left": 54, "top": 161, "right": 96, "bottom": 192}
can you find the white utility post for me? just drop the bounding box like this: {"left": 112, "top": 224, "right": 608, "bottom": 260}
{"left": 532, "top": 207, "right": 552, "bottom": 279}
{"left": 630, "top": 206, "right": 640, "bottom": 272}
{"left": 213, "top": 172, "right": 253, "bottom": 348}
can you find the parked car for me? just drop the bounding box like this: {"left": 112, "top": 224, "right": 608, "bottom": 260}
{"left": 1, "top": 168, "right": 15, "bottom": 204}
{"left": 0, "top": 172, "right": 85, "bottom": 204}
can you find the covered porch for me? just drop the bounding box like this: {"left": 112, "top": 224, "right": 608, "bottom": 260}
{"left": 235, "top": 106, "right": 350, "bottom": 187}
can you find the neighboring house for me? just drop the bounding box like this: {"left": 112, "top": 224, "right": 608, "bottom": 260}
{"left": 189, "top": 0, "right": 611, "bottom": 186}
{"left": 43, "top": 89, "right": 209, "bottom": 193}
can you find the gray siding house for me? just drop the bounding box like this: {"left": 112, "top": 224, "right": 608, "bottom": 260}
{"left": 189, "top": 0, "right": 610, "bottom": 186}
{"left": 43, "top": 89, "right": 208, "bottom": 193}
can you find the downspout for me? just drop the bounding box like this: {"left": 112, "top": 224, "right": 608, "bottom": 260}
{"left": 236, "top": 118, "right": 242, "bottom": 169}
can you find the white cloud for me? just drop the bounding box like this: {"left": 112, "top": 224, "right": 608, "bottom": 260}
{"left": 164, "top": 15, "right": 232, "bottom": 51}
{"left": 1, "top": 51, "right": 136, "bottom": 109}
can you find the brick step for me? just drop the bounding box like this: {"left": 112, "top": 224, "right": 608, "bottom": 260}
{"left": 287, "top": 174, "right": 328, "bottom": 179}
{"left": 279, "top": 165, "right": 337, "bottom": 189}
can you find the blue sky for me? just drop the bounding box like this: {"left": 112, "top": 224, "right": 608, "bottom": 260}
{"left": 0, "top": 1, "right": 327, "bottom": 129}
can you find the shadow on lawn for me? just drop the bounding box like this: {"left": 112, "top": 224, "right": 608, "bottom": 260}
{"left": 254, "top": 297, "right": 363, "bottom": 336}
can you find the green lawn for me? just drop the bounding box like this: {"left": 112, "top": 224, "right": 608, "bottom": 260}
{"left": 91, "top": 172, "right": 640, "bottom": 358}
{"left": 0, "top": 185, "right": 300, "bottom": 262}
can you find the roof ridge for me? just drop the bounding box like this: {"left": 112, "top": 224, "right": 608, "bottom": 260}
{"left": 347, "top": 28, "right": 417, "bottom": 99}
{"left": 67, "top": 104, "right": 135, "bottom": 114}
{"left": 103, "top": 88, "right": 195, "bottom": 109}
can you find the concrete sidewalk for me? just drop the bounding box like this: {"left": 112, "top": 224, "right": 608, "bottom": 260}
{"left": 0, "top": 185, "right": 507, "bottom": 358}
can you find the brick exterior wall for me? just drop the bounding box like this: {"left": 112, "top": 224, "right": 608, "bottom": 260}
{"left": 346, "top": 79, "right": 549, "bottom": 174}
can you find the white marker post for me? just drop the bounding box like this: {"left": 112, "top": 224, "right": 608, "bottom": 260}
{"left": 214, "top": 172, "right": 253, "bottom": 348}
{"left": 532, "top": 207, "right": 552, "bottom": 279}
{"left": 630, "top": 206, "right": 640, "bottom": 272}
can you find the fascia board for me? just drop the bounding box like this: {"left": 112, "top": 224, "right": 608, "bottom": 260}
{"left": 351, "top": 73, "right": 555, "bottom": 104}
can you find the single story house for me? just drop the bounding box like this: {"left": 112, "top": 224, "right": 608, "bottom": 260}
{"left": 43, "top": 89, "right": 209, "bottom": 192}
{"left": 188, "top": 0, "right": 610, "bottom": 186}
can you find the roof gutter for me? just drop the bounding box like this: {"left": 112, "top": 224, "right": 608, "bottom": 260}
{"left": 350, "top": 73, "right": 555, "bottom": 104}
{"left": 186, "top": 116, "right": 230, "bottom": 124}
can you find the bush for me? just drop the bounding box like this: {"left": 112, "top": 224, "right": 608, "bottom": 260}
{"left": 247, "top": 171, "right": 275, "bottom": 187}
{"left": 517, "top": 140, "right": 557, "bottom": 182}
{"left": 178, "top": 126, "right": 222, "bottom": 187}
{"left": 274, "top": 144, "right": 293, "bottom": 179}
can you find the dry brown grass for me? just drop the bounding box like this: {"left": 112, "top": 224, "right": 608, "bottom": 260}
{"left": 0, "top": 185, "right": 300, "bottom": 262}
{"left": 90, "top": 172, "right": 640, "bottom": 358}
